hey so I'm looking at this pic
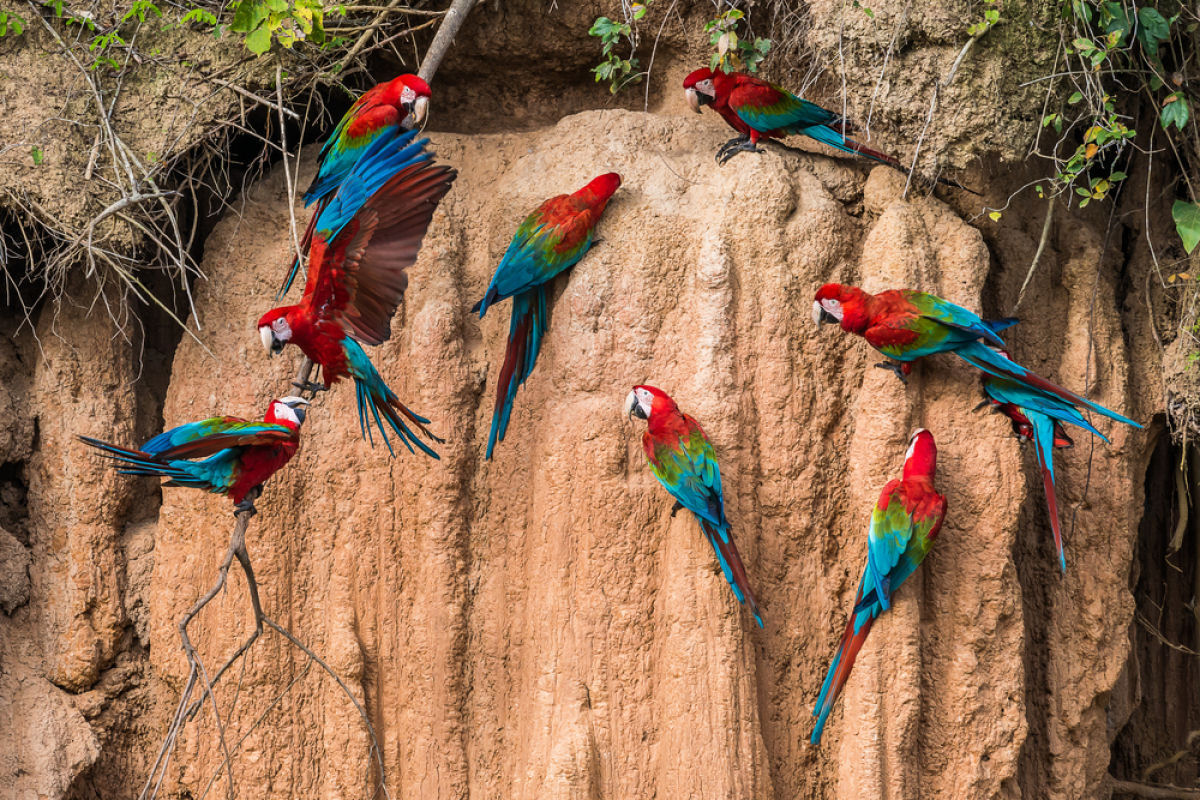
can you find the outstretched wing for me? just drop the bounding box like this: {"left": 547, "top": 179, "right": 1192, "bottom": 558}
{"left": 729, "top": 74, "right": 841, "bottom": 133}
{"left": 304, "top": 93, "right": 403, "bottom": 205}
{"left": 144, "top": 419, "right": 296, "bottom": 461}
{"left": 301, "top": 130, "right": 454, "bottom": 338}
{"left": 644, "top": 416, "right": 726, "bottom": 529}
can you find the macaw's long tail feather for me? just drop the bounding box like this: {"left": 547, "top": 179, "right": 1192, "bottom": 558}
{"left": 699, "top": 520, "right": 764, "bottom": 628}
{"left": 342, "top": 338, "right": 441, "bottom": 459}
{"left": 78, "top": 436, "right": 211, "bottom": 488}
{"left": 956, "top": 341, "right": 1141, "bottom": 428}
{"left": 1029, "top": 411, "right": 1066, "bottom": 572}
{"left": 277, "top": 199, "right": 326, "bottom": 300}
{"left": 802, "top": 123, "right": 905, "bottom": 169}
{"left": 485, "top": 286, "right": 548, "bottom": 460}
{"left": 472, "top": 285, "right": 501, "bottom": 317}
{"left": 812, "top": 605, "right": 874, "bottom": 744}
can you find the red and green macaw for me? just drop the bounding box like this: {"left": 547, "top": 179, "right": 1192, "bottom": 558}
{"left": 258, "top": 128, "right": 456, "bottom": 457}
{"left": 625, "top": 385, "right": 763, "bottom": 628}
{"left": 811, "top": 283, "right": 1141, "bottom": 431}
{"left": 683, "top": 68, "right": 903, "bottom": 167}
{"left": 980, "top": 350, "right": 1093, "bottom": 572}
{"left": 811, "top": 428, "right": 946, "bottom": 744}
{"left": 279, "top": 74, "right": 432, "bottom": 297}
{"left": 474, "top": 173, "right": 621, "bottom": 459}
{"left": 79, "top": 396, "right": 309, "bottom": 512}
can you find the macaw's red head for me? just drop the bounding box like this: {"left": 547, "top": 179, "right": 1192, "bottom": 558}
{"left": 902, "top": 428, "right": 938, "bottom": 483}
{"left": 683, "top": 68, "right": 717, "bottom": 113}
{"left": 265, "top": 396, "right": 311, "bottom": 427}
{"left": 384, "top": 74, "right": 431, "bottom": 127}
{"left": 580, "top": 172, "right": 622, "bottom": 212}
{"left": 624, "top": 384, "right": 678, "bottom": 423}
{"left": 257, "top": 306, "right": 295, "bottom": 357}
{"left": 812, "top": 283, "right": 872, "bottom": 334}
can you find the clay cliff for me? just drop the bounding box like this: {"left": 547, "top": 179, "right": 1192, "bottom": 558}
{"left": 0, "top": 0, "right": 1193, "bottom": 798}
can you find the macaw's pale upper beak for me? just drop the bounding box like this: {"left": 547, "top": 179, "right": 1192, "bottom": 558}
{"left": 260, "top": 326, "right": 275, "bottom": 355}
{"left": 624, "top": 390, "right": 648, "bottom": 421}
{"left": 685, "top": 87, "right": 703, "bottom": 114}
{"left": 812, "top": 302, "right": 838, "bottom": 327}
{"left": 405, "top": 96, "right": 429, "bottom": 128}
{"left": 281, "top": 395, "right": 311, "bottom": 423}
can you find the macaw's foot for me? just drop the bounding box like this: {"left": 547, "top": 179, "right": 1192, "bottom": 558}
{"left": 717, "top": 138, "right": 761, "bottom": 166}
{"left": 715, "top": 135, "right": 751, "bottom": 163}
{"left": 873, "top": 360, "right": 911, "bottom": 385}
{"left": 233, "top": 498, "right": 258, "bottom": 516}
{"left": 670, "top": 500, "right": 685, "bottom": 518}
{"left": 292, "top": 379, "right": 328, "bottom": 394}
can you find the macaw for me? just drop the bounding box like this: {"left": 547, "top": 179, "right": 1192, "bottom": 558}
{"left": 980, "top": 351, "right": 1098, "bottom": 572}
{"left": 811, "top": 428, "right": 946, "bottom": 744}
{"left": 683, "top": 68, "right": 903, "bottom": 167}
{"left": 79, "top": 396, "right": 309, "bottom": 512}
{"left": 624, "top": 385, "right": 763, "bottom": 628}
{"left": 279, "top": 74, "right": 433, "bottom": 297}
{"left": 258, "top": 128, "right": 456, "bottom": 457}
{"left": 473, "top": 172, "right": 621, "bottom": 459}
{"left": 811, "top": 283, "right": 1141, "bottom": 431}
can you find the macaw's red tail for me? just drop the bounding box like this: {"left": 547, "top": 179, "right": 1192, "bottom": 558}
{"left": 485, "top": 286, "right": 548, "bottom": 460}
{"left": 699, "top": 520, "right": 764, "bottom": 628}
{"left": 1029, "top": 411, "right": 1066, "bottom": 572}
{"left": 811, "top": 601, "right": 874, "bottom": 744}
{"left": 276, "top": 199, "right": 325, "bottom": 300}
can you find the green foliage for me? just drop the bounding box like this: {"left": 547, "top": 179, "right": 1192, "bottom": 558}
{"left": 704, "top": 9, "right": 771, "bottom": 74}
{"left": 229, "top": 0, "right": 327, "bottom": 54}
{"left": 966, "top": 0, "right": 1001, "bottom": 37}
{"left": 1174, "top": 201, "right": 1200, "bottom": 255}
{"left": 0, "top": 10, "right": 26, "bottom": 36}
{"left": 588, "top": 5, "right": 647, "bottom": 94}
{"left": 30, "top": 146, "right": 44, "bottom": 165}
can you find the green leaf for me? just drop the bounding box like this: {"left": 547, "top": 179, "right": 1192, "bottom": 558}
{"left": 231, "top": 1, "right": 267, "bottom": 32}
{"left": 245, "top": 26, "right": 271, "bottom": 53}
{"left": 1137, "top": 7, "right": 1170, "bottom": 43}
{"left": 1173, "top": 200, "right": 1200, "bottom": 254}
{"left": 1072, "top": 36, "right": 1094, "bottom": 51}
{"left": 30, "top": 145, "right": 43, "bottom": 165}
{"left": 1161, "top": 94, "right": 1190, "bottom": 130}
{"left": 1068, "top": 91, "right": 1082, "bottom": 104}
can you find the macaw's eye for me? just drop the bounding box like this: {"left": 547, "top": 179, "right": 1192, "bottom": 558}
{"left": 401, "top": 86, "right": 416, "bottom": 103}
{"left": 272, "top": 318, "right": 288, "bottom": 331}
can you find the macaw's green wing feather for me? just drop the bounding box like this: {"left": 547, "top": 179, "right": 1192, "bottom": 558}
{"left": 305, "top": 102, "right": 403, "bottom": 206}
{"left": 864, "top": 481, "right": 913, "bottom": 612}
{"left": 646, "top": 423, "right": 726, "bottom": 529}
{"left": 141, "top": 416, "right": 249, "bottom": 455}
{"left": 905, "top": 291, "right": 1011, "bottom": 347}
{"left": 728, "top": 76, "right": 841, "bottom": 133}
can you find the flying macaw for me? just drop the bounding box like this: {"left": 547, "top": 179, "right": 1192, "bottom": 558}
{"left": 980, "top": 351, "right": 1098, "bottom": 572}
{"left": 258, "top": 128, "right": 456, "bottom": 457}
{"left": 279, "top": 74, "right": 433, "bottom": 297}
{"left": 811, "top": 283, "right": 1141, "bottom": 431}
{"left": 79, "top": 396, "right": 310, "bottom": 512}
{"left": 811, "top": 428, "right": 946, "bottom": 744}
{"left": 683, "top": 68, "right": 904, "bottom": 167}
{"left": 624, "top": 385, "right": 764, "bottom": 628}
{"left": 473, "top": 172, "right": 621, "bottom": 459}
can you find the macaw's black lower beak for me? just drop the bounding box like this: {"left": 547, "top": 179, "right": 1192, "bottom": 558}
{"left": 630, "top": 405, "right": 648, "bottom": 420}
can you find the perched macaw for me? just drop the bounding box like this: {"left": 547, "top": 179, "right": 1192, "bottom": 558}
{"left": 683, "top": 68, "right": 903, "bottom": 167}
{"left": 279, "top": 74, "right": 433, "bottom": 297}
{"left": 625, "top": 385, "right": 763, "bottom": 627}
{"left": 811, "top": 428, "right": 946, "bottom": 744}
{"left": 258, "top": 128, "right": 456, "bottom": 457}
{"left": 79, "top": 396, "right": 310, "bottom": 512}
{"left": 811, "top": 283, "right": 1141, "bottom": 431}
{"left": 980, "top": 350, "right": 1098, "bottom": 572}
{"left": 473, "top": 173, "right": 621, "bottom": 459}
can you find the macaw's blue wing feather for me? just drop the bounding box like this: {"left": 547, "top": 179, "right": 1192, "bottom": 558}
{"left": 864, "top": 485, "right": 913, "bottom": 612}
{"left": 79, "top": 436, "right": 239, "bottom": 494}
{"left": 957, "top": 341, "right": 1140, "bottom": 428}
{"left": 1027, "top": 410, "right": 1067, "bottom": 572}
{"left": 908, "top": 292, "right": 1012, "bottom": 348}
{"left": 485, "top": 286, "right": 548, "bottom": 460}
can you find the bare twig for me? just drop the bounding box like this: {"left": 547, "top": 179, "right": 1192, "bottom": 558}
{"left": 1110, "top": 779, "right": 1200, "bottom": 799}
{"left": 205, "top": 76, "right": 302, "bottom": 121}
{"left": 1011, "top": 198, "right": 1055, "bottom": 316}
{"left": 417, "top": 0, "right": 477, "bottom": 82}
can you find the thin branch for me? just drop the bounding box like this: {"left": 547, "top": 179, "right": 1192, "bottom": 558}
{"left": 1111, "top": 779, "right": 1200, "bottom": 799}
{"left": 417, "top": 0, "right": 477, "bottom": 82}
{"left": 1011, "top": 198, "right": 1055, "bottom": 316}
{"left": 205, "top": 76, "right": 302, "bottom": 121}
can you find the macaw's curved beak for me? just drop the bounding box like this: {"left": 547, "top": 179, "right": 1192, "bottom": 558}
{"left": 281, "top": 395, "right": 311, "bottom": 424}
{"left": 685, "top": 87, "right": 704, "bottom": 114}
{"left": 624, "top": 390, "right": 648, "bottom": 421}
{"left": 260, "top": 326, "right": 284, "bottom": 356}
{"left": 405, "top": 96, "right": 429, "bottom": 128}
{"left": 812, "top": 301, "right": 838, "bottom": 327}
